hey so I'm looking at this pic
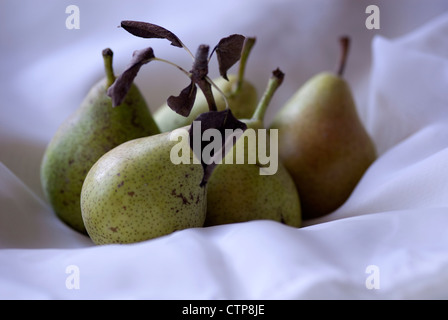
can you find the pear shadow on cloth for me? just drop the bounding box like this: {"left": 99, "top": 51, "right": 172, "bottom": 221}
{"left": 0, "top": 136, "right": 47, "bottom": 201}
{"left": 0, "top": 136, "right": 93, "bottom": 248}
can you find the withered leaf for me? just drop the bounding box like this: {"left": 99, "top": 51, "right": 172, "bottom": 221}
{"left": 120, "top": 21, "right": 183, "bottom": 48}
{"left": 167, "top": 81, "right": 197, "bottom": 117}
{"left": 189, "top": 109, "right": 247, "bottom": 187}
{"left": 191, "top": 44, "right": 209, "bottom": 80}
{"left": 212, "top": 34, "right": 245, "bottom": 80}
{"left": 191, "top": 45, "right": 217, "bottom": 112}
{"left": 165, "top": 44, "right": 216, "bottom": 117}
{"left": 107, "top": 47, "right": 155, "bottom": 107}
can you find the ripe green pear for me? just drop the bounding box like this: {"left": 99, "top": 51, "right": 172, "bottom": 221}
{"left": 205, "top": 132, "right": 301, "bottom": 227}
{"left": 205, "top": 70, "right": 301, "bottom": 227}
{"left": 40, "top": 49, "right": 160, "bottom": 234}
{"left": 154, "top": 75, "right": 258, "bottom": 132}
{"left": 270, "top": 71, "right": 376, "bottom": 219}
{"left": 80, "top": 129, "right": 206, "bottom": 244}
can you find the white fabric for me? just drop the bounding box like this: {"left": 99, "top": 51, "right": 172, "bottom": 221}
{"left": 1, "top": 0, "right": 448, "bottom": 299}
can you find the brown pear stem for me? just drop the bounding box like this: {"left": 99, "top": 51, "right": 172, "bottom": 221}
{"left": 102, "top": 48, "right": 116, "bottom": 88}
{"left": 337, "top": 36, "right": 350, "bottom": 77}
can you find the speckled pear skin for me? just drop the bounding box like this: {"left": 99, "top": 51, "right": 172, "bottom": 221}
{"left": 205, "top": 121, "right": 302, "bottom": 227}
{"left": 154, "top": 75, "right": 257, "bottom": 132}
{"left": 205, "top": 161, "right": 301, "bottom": 227}
{"left": 40, "top": 78, "right": 160, "bottom": 234}
{"left": 270, "top": 72, "right": 377, "bottom": 219}
{"left": 80, "top": 131, "right": 206, "bottom": 244}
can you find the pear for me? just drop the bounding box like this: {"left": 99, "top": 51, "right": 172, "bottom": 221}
{"left": 269, "top": 37, "right": 376, "bottom": 219}
{"left": 40, "top": 48, "right": 160, "bottom": 234}
{"left": 80, "top": 129, "right": 206, "bottom": 244}
{"left": 154, "top": 38, "right": 258, "bottom": 132}
{"left": 205, "top": 69, "right": 301, "bottom": 227}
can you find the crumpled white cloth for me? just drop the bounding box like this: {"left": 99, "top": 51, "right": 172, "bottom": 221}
{"left": 1, "top": 0, "right": 448, "bottom": 299}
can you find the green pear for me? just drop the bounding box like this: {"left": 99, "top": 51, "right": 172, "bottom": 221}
{"left": 205, "top": 157, "right": 301, "bottom": 227}
{"left": 80, "top": 129, "right": 206, "bottom": 244}
{"left": 154, "top": 38, "right": 258, "bottom": 132}
{"left": 269, "top": 37, "right": 376, "bottom": 219}
{"left": 205, "top": 70, "right": 301, "bottom": 227}
{"left": 40, "top": 48, "right": 160, "bottom": 234}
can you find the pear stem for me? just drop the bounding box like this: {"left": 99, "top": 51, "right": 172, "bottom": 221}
{"left": 152, "top": 57, "right": 192, "bottom": 79}
{"left": 206, "top": 76, "right": 229, "bottom": 110}
{"left": 102, "top": 48, "right": 116, "bottom": 88}
{"left": 180, "top": 41, "right": 196, "bottom": 62}
{"left": 153, "top": 56, "right": 228, "bottom": 111}
{"left": 252, "top": 68, "right": 285, "bottom": 123}
{"left": 234, "top": 37, "right": 256, "bottom": 95}
{"left": 337, "top": 36, "right": 350, "bottom": 77}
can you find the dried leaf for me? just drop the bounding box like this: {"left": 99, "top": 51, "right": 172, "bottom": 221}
{"left": 212, "top": 34, "right": 245, "bottom": 80}
{"left": 191, "top": 44, "right": 210, "bottom": 81}
{"left": 120, "top": 21, "right": 183, "bottom": 48}
{"left": 189, "top": 109, "right": 247, "bottom": 187}
{"left": 167, "top": 81, "right": 197, "bottom": 117}
{"left": 164, "top": 45, "right": 215, "bottom": 117}
{"left": 191, "top": 45, "right": 217, "bottom": 112}
{"left": 107, "top": 47, "right": 155, "bottom": 107}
